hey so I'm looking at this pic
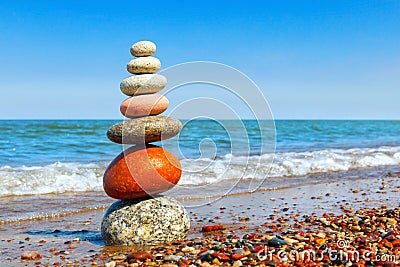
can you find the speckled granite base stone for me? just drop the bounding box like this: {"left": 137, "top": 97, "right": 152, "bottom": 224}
{"left": 101, "top": 196, "right": 190, "bottom": 245}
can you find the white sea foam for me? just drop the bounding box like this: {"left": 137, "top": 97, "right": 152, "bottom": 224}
{"left": 1, "top": 146, "right": 400, "bottom": 196}
{"left": 0, "top": 162, "right": 105, "bottom": 196}
{"left": 178, "top": 146, "right": 400, "bottom": 185}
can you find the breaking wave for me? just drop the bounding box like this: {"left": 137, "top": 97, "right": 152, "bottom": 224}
{"left": 1, "top": 146, "right": 400, "bottom": 196}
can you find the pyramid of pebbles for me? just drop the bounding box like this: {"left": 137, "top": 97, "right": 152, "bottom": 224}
{"left": 101, "top": 41, "right": 190, "bottom": 246}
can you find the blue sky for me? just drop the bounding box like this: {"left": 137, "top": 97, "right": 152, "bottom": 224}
{"left": 0, "top": 0, "right": 399, "bottom": 119}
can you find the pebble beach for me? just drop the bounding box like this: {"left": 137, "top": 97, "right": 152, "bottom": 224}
{"left": 1, "top": 165, "right": 399, "bottom": 266}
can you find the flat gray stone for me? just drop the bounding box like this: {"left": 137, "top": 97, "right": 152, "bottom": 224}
{"left": 130, "top": 41, "right": 156, "bottom": 57}
{"left": 101, "top": 196, "right": 190, "bottom": 246}
{"left": 120, "top": 74, "right": 167, "bottom": 96}
{"left": 107, "top": 116, "right": 182, "bottom": 144}
{"left": 127, "top": 57, "right": 161, "bottom": 74}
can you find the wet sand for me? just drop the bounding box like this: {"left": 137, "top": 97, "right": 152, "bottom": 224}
{"left": 1, "top": 169, "right": 399, "bottom": 266}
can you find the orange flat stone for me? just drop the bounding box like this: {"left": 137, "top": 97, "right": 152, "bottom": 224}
{"left": 103, "top": 144, "right": 181, "bottom": 199}
{"left": 120, "top": 94, "right": 169, "bottom": 118}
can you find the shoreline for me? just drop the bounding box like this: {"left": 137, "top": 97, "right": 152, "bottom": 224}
{"left": 1, "top": 169, "right": 399, "bottom": 266}
{"left": 2, "top": 164, "right": 399, "bottom": 224}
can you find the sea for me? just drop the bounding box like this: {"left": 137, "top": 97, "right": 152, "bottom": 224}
{"left": 1, "top": 119, "right": 400, "bottom": 223}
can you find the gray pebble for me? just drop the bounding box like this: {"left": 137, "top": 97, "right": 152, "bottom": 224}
{"left": 107, "top": 116, "right": 182, "bottom": 144}
{"left": 120, "top": 74, "right": 167, "bottom": 96}
{"left": 233, "top": 248, "right": 246, "bottom": 254}
{"left": 267, "top": 237, "right": 288, "bottom": 247}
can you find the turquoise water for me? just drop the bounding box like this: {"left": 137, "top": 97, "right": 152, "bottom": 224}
{"left": 276, "top": 120, "right": 400, "bottom": 152}
{"left": 2, "top": 120, "right": 400, "bottom": 166}
{"left": 1, "top": 119, "right": 400, "bottom": 196}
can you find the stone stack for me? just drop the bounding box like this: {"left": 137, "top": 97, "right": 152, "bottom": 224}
{"left": 101, "top": 41, "right": 190, "bottom": 246}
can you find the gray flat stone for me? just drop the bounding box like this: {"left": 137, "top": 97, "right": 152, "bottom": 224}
{"left": 120, "top": 74, "right": 167, "bottom": 96}
{"left": 107, "top": 116, "right": 182, "bottom": 144}
{"left": 101, "top": 196, "right": 190, "bottom": 246}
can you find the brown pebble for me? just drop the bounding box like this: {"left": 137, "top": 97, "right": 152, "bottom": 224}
{"left": 21, "top": 251, "right": 41, "bottom": 260}
{"left": 127, "top": 252, "right": 152, "bottom": 262}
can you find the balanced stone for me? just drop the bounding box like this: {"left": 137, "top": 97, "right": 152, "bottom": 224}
{"left": 130, "top": 41, "right": 156, "bottom": 57}
{"left": 103, "top": 144, "right": 182, "bottom": 199}
{"left": 107, "top": 116, "right": 182, "bottom": 144}
{"left": 120, "top": 74, "right": 167, "bottom": 96}
{"left": 101, "top": 196, "right": 190, "bottom": 245}
{"left": 127, "top": 57, "right": 161, "bottom": 74}
{"left": 120, "top": 94, "right": 169, "bottom": 118}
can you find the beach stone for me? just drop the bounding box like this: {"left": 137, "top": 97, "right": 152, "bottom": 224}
{"left": 130, "top": 41, "right": 156, "bottom": 57}
{"left": 164, "top": 255, "right": 181, "bottom": 262}
{"left": 103, "top": 144, "right": 182, "bottom": 199}
{"left": 105, "top": 262, "right": 116, "bottom": 267}
{"left": 107, "top": 116, "right": 182, "bottom": 144}
{"left": 127, "top": 57, "right": 161, "bottom": 74}
{"left": 120, "top": 74, "right": 167, "bottom": 96}
{"left": 21, "top": 251, "right": 41, "bottom": 260}
{"left": 120, "top": 94, "right": 169, "bottom": 118}
{"left": 101, "top": 196, "right": 190, "bottom": 245}
{"left": 267, "top": 237, "right": 288, "bottom": 247}
{"left": 127, "top": 252, "right": 153, "bottom": 262}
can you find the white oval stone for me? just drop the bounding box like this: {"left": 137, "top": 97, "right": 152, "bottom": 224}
{"left": 130, "top": 41, "right": 156, "bottom": 57}
{"left": 127, "top": 57, "right": 161, "bottom": 74}
{"left": 120, "top": 74, "right": 167, "bottom": 96}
